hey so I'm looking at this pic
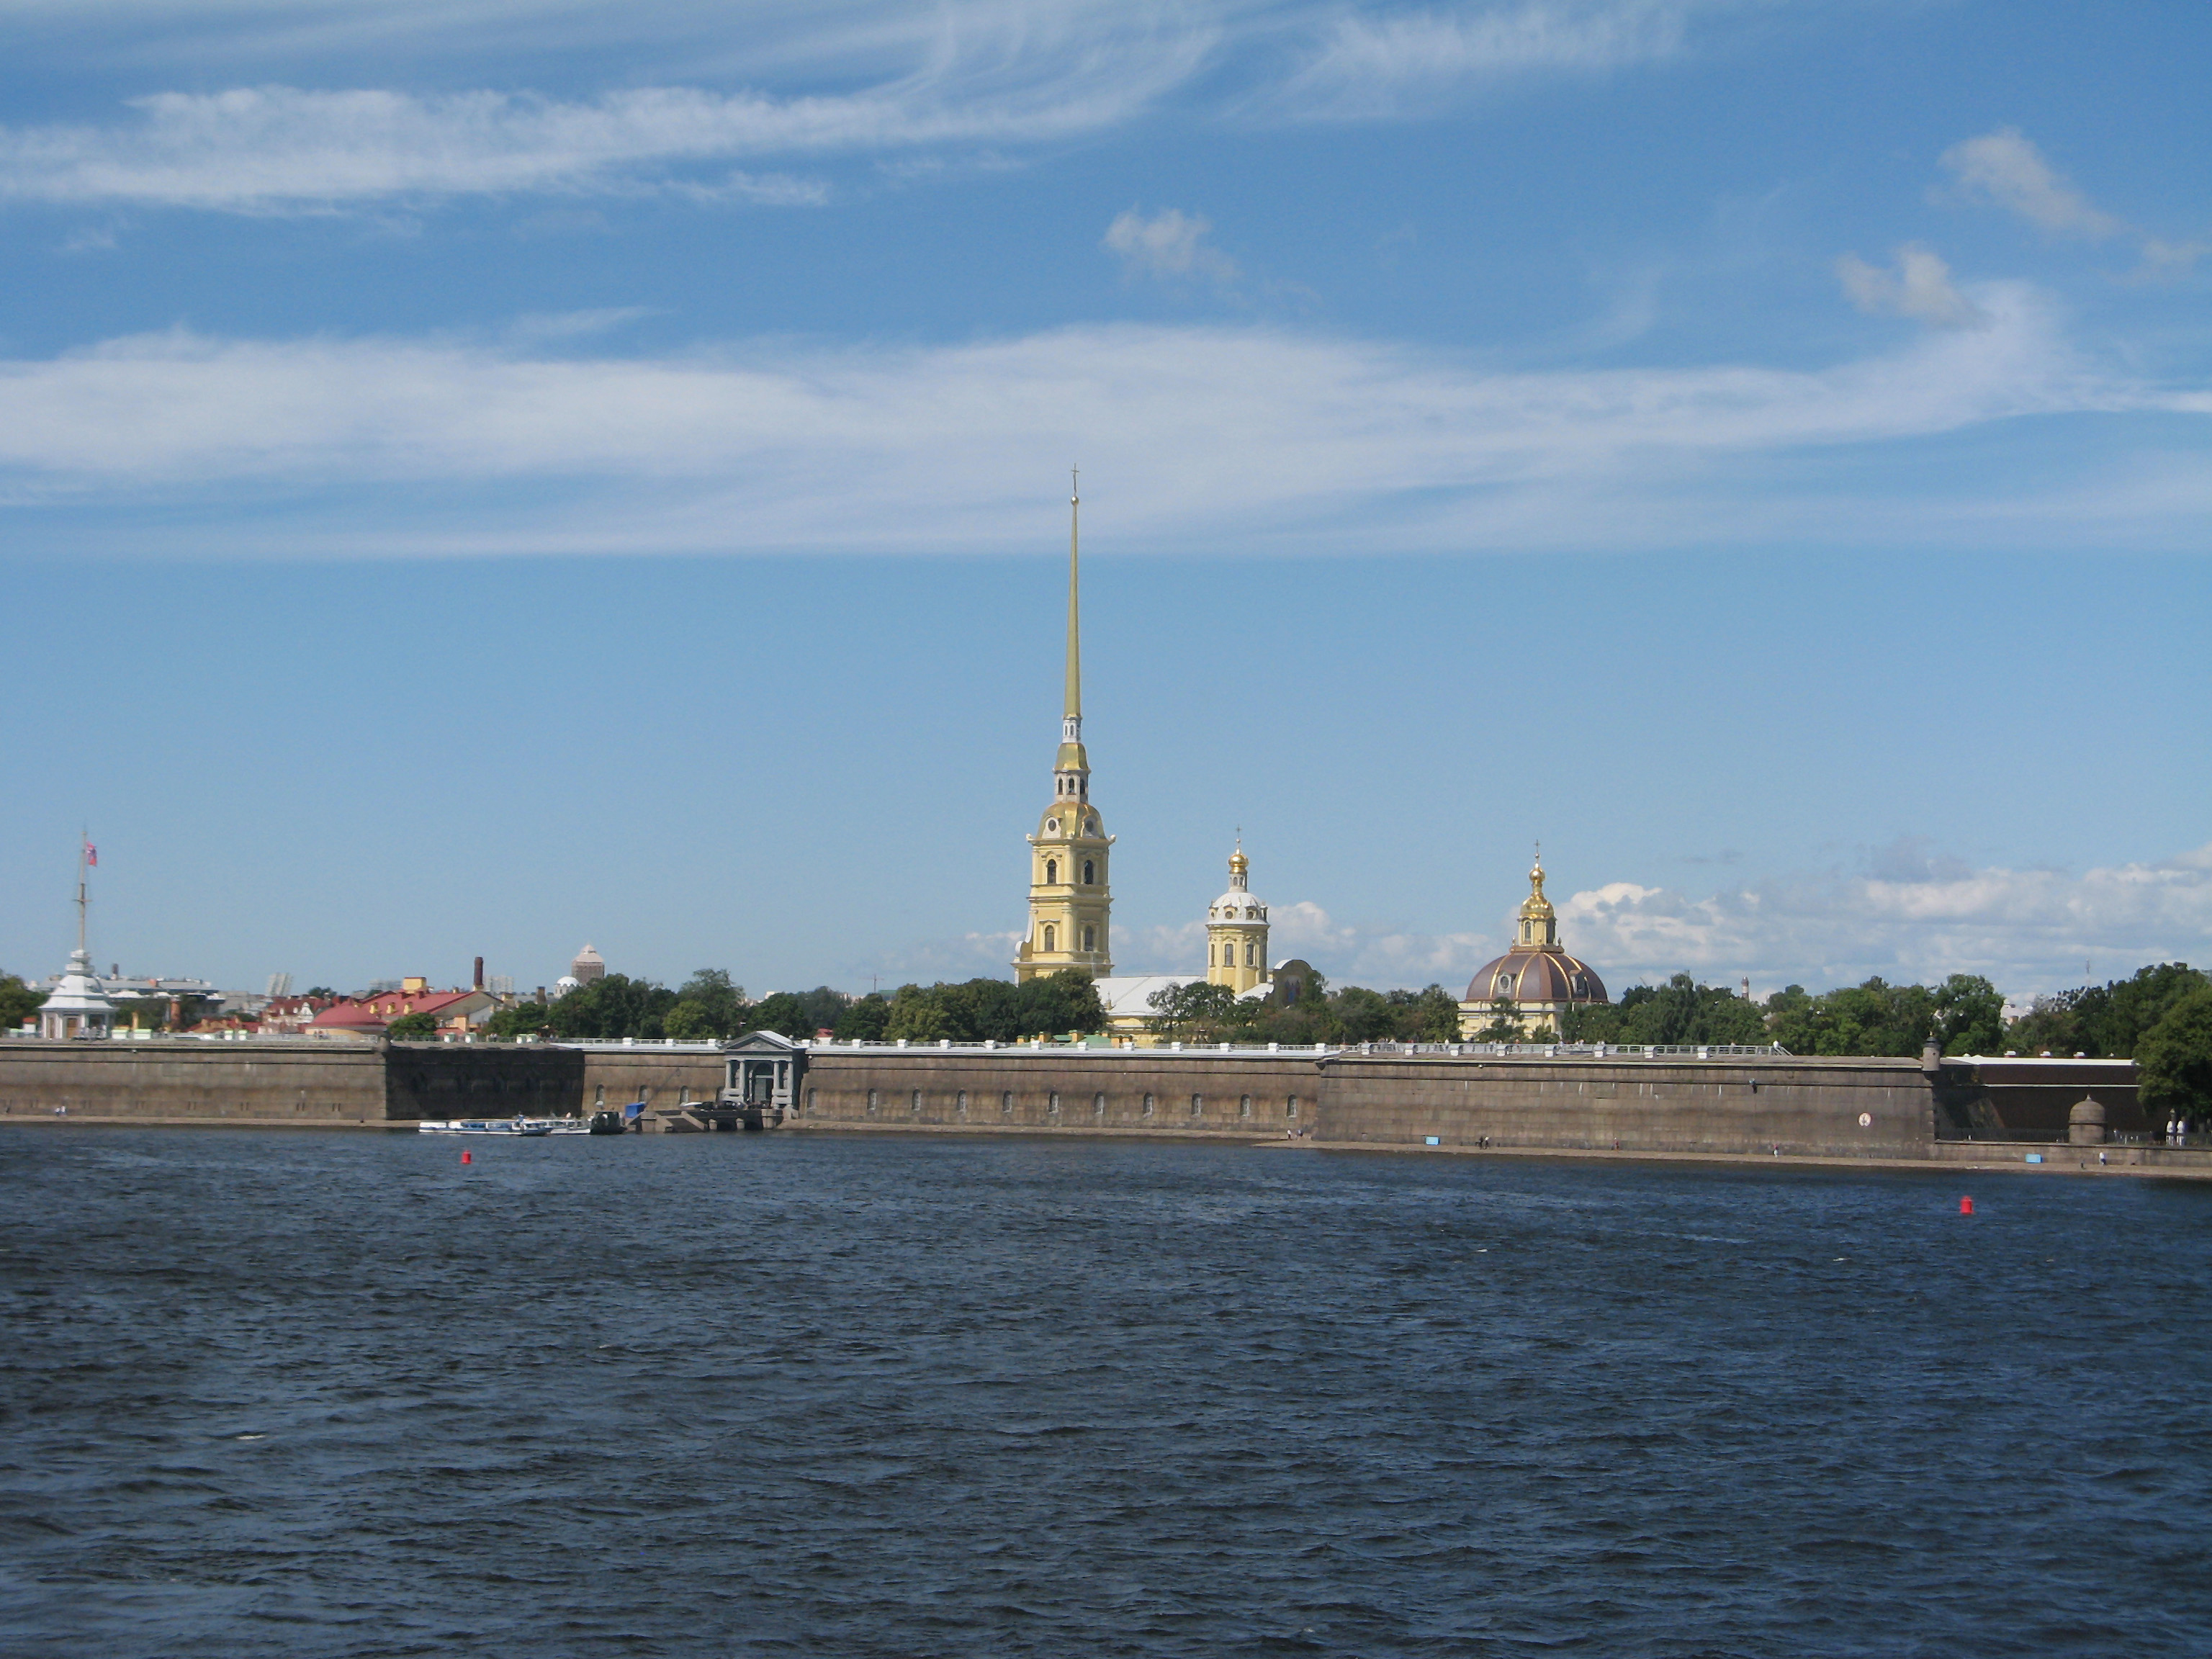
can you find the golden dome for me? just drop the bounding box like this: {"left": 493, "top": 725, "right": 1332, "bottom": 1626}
{"left": 1520, "top": 855, "right": 1554, "bottom": 922}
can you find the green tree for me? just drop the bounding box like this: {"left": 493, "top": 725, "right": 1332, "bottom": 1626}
{"left": 1558, "top": 1000, "right": 1622, "bottom": 1043}
{"left": 1387, "top": 984, "right": 1463, "bottom": 1043}
{"left": 669, "top": 969, "right": 748, "bottom": 1038}
{"left": 547, "top": 973, "right": 678, "bottom": 1040}
{"left": 386, "top": 1011, "right": 439, "bottom": 1039}
{"left": 752, "top": 991, "right": 824, "bottom": 1039}
{"left": 2136, "top": 988, "right": 2212, "bottom": 1125}
{"left": 883, "top": 983, "right": 955, "bottom": 1043}
{"left": 834, "top": 992, "right": 891, "bottom": 1040}
{"left": 483, "top": 1001, "right": 554, "bottom": 1040}
{"left": 1933, "top": 974, "right": 2005, "bottom": 1055}
{"left": 1329, "top": 985, "right": 1398, "bottom": 1043}
{"left": 0, "top": 974, "right": 42, "bottom": 1031}
{"left": 1012, "top": 970, "right": 1106, "bottom": 1038}
{"left": 790, "top": 986, "right": 854, "bottom": 1035}
{"left": 2074, "top": 963, "right": 2208, "bottom": 1057}
{"left": 662, "top": 1001, "right": 720, "bottom": 1041}
{"left": 2002, "top": 994, "right": 2081, "bottom": 1056}
{"left": 1146, "top": 980, "right": 1249, "bottom": 1042}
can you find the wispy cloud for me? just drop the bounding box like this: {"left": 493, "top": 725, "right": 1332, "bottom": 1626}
{"left": 0, "top": 286, "right": 2203, "bottom": 553}
{"left": 0, "top": 3, "right": 1784, "bottom": 212}
{"left": 1835, "top": 244, "right": 1986, "bottom": 328}
{"left": 1936, "top": 127, "right": 2212, "bottom": 285}
{"left": 1273, "top": 0, "right": 1701, "bottom": 119}
{"left": 1103, "top": 206, "right": 1240, "bottom": 286}
{"left": 1939, "top": 127, "right": 2119, "bottom": 239}
{"left": 0, "top": 73, "right": 1194, "bottom": 210}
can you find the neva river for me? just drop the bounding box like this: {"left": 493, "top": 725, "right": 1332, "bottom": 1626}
{"left": 4, "top": 1129, "right": 2208, "bottom": 1658}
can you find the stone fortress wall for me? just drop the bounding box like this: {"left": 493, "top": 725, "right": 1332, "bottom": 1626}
{"left": 789, "top": 1045, "right": 1948, "bottom": 1156}
{"left": 0, "top": 1037, "right": 2154, "bottom": 1162}
{"left": 0, "top": 1038, "right": 580, "bottom": 1125}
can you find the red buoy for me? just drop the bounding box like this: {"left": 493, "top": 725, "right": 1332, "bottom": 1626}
{"left": 462, "top": 1149, "right": 473, "bottom": 1165}
{"left": 1959, "top": 1195, "right": 1973, "bottom": 1215}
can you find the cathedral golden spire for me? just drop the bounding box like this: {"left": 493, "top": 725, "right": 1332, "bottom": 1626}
{"left": 1020, "top": 471, "right": 1112, "bottom": 982}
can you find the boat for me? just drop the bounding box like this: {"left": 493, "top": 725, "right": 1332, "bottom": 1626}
{"left": 418, "top": 1115, "right": 566, "bottom": 1136}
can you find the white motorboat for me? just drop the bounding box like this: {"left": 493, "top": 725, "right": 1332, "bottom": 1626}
{"left": 418, "top": 1116, "right": 567, "bottom": 1136}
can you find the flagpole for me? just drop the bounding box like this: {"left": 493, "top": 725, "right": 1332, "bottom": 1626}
{"left": 77, "top": 831, "right": 89, "bottom": 958}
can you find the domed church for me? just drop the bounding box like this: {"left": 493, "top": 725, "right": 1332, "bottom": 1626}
{"left": 1458, "top": 852, "right": 1609, "bottom": 1040}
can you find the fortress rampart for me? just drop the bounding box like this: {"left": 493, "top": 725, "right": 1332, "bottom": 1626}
{"left": 0, "top": 1038, "right": 580, "bottom": 1125}
{"left": 786, "top": 1045, "right": 1946, "bottom": 1156}
{"left": 0, "top": 1036, "right": 2154, "bottom": 1161}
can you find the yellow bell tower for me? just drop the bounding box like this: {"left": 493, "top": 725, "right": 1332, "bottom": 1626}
{"left": 1204, "top": 839, "right": 1270, "bottom": 994}
{"left": 1015, "top": 469, "right": 1114, "bottom": 981}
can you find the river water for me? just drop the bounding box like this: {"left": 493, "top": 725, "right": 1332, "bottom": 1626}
{"left": 2, "top": 1128, "right": 2208, "bottom": 1657}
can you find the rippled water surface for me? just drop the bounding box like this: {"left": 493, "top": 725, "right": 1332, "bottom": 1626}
{"left": 4, "top": 1128, "right": 2209, "bottom": 1658}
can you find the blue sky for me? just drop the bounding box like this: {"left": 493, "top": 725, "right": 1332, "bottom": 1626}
{"left": 2, "top": 1, "right": 2207, "bottom": 1003}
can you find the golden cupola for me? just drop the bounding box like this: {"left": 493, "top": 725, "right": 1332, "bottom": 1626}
{"left": 1518, "top": 853, "right": 1558, "bottom": 950}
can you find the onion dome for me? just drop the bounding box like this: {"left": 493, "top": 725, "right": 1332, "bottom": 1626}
{"left": 1211, "top": 843, "right": 1267, "bottom": 921}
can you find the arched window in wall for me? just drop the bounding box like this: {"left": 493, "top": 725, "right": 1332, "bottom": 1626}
{"left": 1245, "top": 942, "right": 1257, "bottom": 967}
{"left": 1223, "top": 943, "right": 1236, "bottom": 966}
{"left": 1045, "top": 859, "right": 1058, "bottom": 886}
{"left": 1082, "top": 859, "right": 1094, "bottom": 885}
{"left": 1082, "top": 925, "right": 1095, "bottom": 952}
{"left": 1043, "top": 924, "right": 1056, "bottom": 952}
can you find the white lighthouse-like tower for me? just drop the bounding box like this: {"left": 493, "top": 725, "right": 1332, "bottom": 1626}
{"left": 39, "top": 837, "right": 114, "bottom": 1040}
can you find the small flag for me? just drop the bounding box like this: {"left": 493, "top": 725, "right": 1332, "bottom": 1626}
{"left": 84, "top": 842, "right": 96, "bottom": 867}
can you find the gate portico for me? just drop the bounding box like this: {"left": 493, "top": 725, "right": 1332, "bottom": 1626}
{"left": 721, "top": 1030, "right": 804, "bottom": 1127}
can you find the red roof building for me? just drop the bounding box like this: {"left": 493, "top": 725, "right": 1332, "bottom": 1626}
{"left": 308, "top": 986, "right": 495, "bottom": 1040}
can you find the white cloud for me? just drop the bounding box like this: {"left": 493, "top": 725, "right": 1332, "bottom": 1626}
{"left": 1102, "top": 206, "right": 1239, "bottom": 285}
{"left": 1275, "top": 0, "right": 1698, "bottom": 117}
{"left": 1, "top": 283, "right": 2203, "bottom": 554}
{"left": 0, "top": 4, "right": 1809, "bottom": 211}
{"left": 1552, "top": 841, "right": 2212, "bottom": 1000}
{"left": 0, "top": 78, "right": 1177, "bottom": 210}
{"left": 1938, "top": 127, "right": 2121, "bottom": 239}
{"left": 0, "top": 7, "right": 1220, "bottom": 212}
{"left": 1835, "top": 244, "right": 1987, "bottom": 328}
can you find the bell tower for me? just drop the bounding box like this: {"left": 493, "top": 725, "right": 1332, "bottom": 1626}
{"left": 1015, "top": 470, "right": 1114, "bottom": 981}
{"left": 1204, "top": 840, "right": 1270, "bottom": 994}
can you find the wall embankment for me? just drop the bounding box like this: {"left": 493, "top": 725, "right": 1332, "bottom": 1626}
{"left": 0, "top": 1038, "right": 580, "bottom": 1125}
{"left": 1314, "top": 1052, "right": 1936, "bottom": 1158}
{"left": 785, "top": 1048, "right": 1951, "bottom": 1159}
{"left": 574, "top": 1050, "right": 727, "bottom": 1118}
{"left": 788, "top": 1048, "right": 1316, "bottom": 1136}
{"left": 4, "top": 1040, "right": 2173, "bottom": 1172}
{"left": 0, "top": 1038, "right": 391, "bottom": 1124}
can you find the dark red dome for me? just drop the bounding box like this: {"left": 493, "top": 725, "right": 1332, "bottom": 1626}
{"left": 1466, "top": 950, "right": 1607, "bottom": 1007}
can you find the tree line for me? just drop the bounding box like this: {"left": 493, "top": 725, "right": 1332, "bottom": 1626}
{"left": 86, "top": 952, "right": 2183, "bottom": 1120}
{"left": 1143, "top": 976, "right": 1461, "bottom": 1046}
